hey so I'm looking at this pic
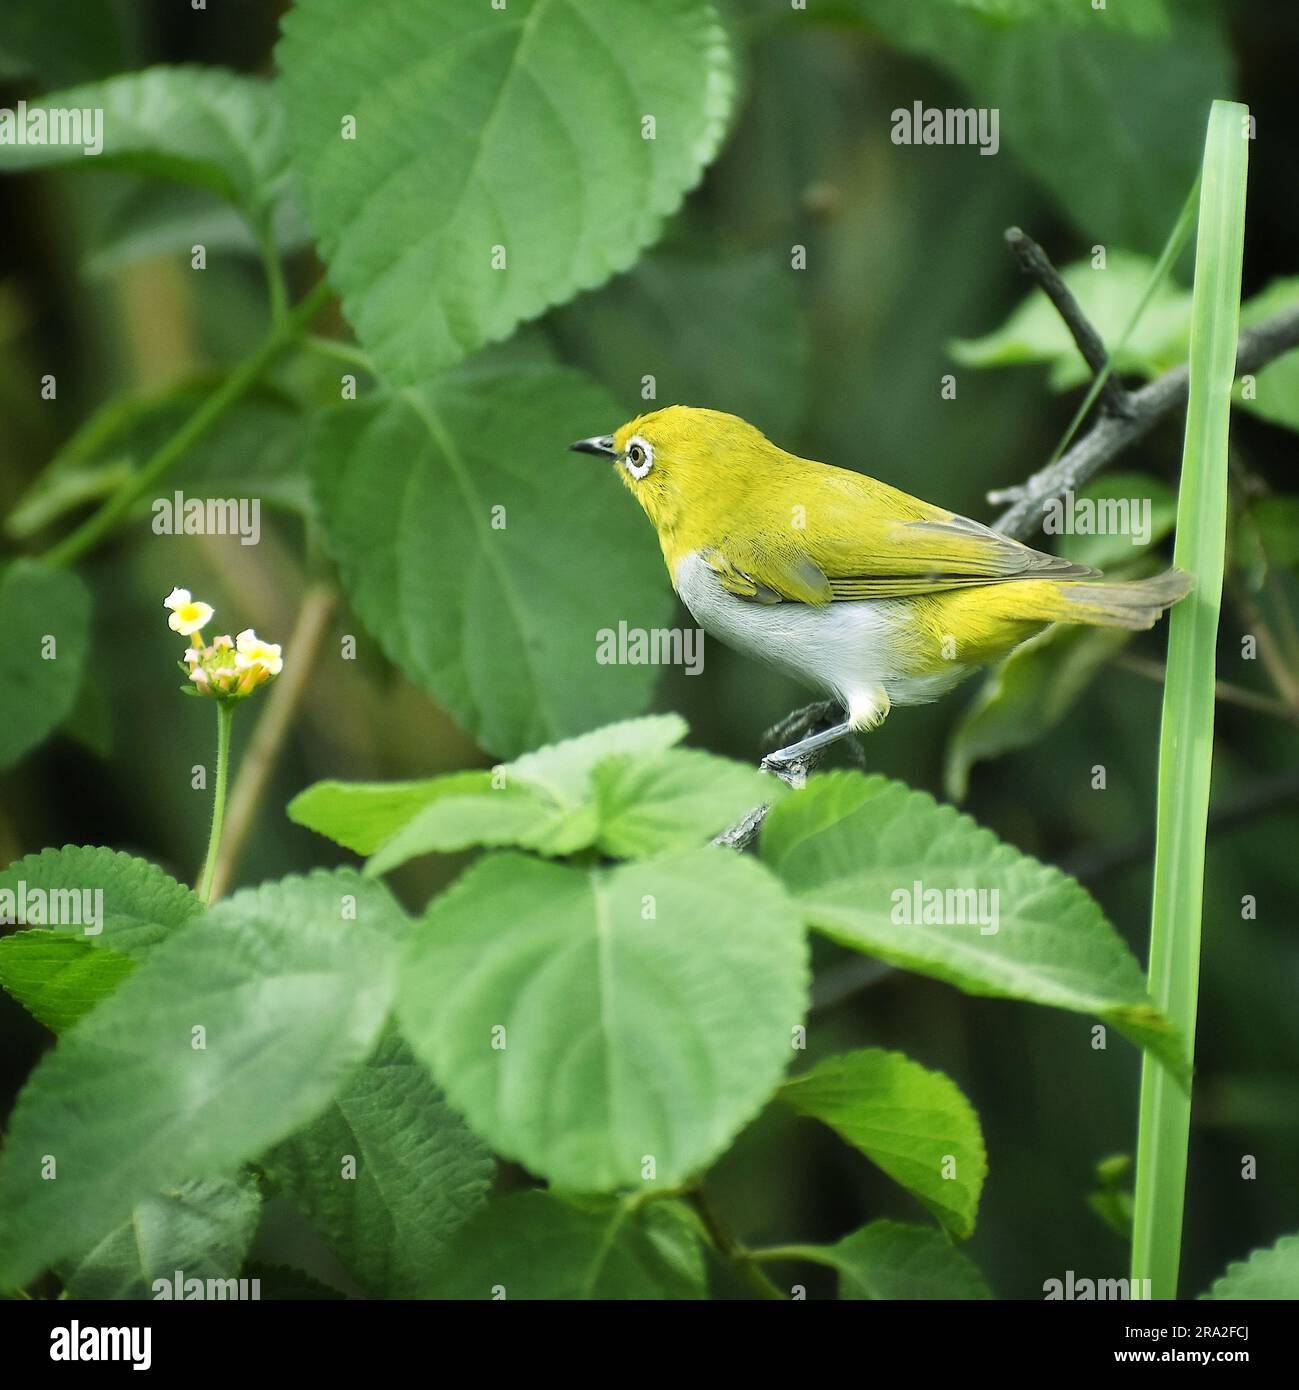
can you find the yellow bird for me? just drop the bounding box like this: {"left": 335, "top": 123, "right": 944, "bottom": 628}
{"left": 572, "top": 405, "right": 1191, "bottom": 772}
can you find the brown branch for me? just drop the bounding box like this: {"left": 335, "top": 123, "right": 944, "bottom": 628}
{"left": 206, "top": 582, "right": 337, "bottom": 900}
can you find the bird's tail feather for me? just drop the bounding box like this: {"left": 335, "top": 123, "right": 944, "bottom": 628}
{"left": 1034, "top": 567, "right": 1194, "bottom": 630}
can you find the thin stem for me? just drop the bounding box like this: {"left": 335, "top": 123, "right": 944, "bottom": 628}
{"left": 1116, "top": 653, "right": 1299, "bottom": 725}
{"left": 206, "top": 583, "right": 336, "bottom": 900}
{"left": 1231, "top": 582, "right": 1299, "bottom": 710}
{"left": 197, "top": 701, "right": 236, "bottom": 905}
{"left": 689, "top": 1187, "right": 787, "bottom": 1301}
{"left": 304, "top": 334, "right": 375, "bottom": 372}
{"left": 44, "top": 279, "right": 333, "bottom": 569}
{"left": 750, "top": 1244, "right": 835, "bottom": 1265}
{"left": 256, "top": 223, "right": 289, "bottom": 328}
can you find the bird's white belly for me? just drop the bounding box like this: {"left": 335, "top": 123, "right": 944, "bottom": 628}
{"left": 673, "top": 550, "right": 969, "bottom": 716}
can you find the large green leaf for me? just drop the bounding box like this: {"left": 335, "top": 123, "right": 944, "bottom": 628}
{"left": 761, "top": 772, "right": 1184, "bottom": 1080}
{"left": 423, "top": 1191, "right": 706, "bottom": 1299}
{"left": 0, "top": 845, "right": 202, "bottom": 958}
{"left": 0, "top": 870, "right": 405, "bottom": 1288}
{"left": 1201, "top": 1232, "right": 1299, "bottom": 1300}
{"left": 290, "top": 716, "right": 687, "bottom": 862}
{"left": 945, "top": 622, "right": 1132, "bottom": 802}
{"left": 278, "top": 0, "right": 734, "bottom": 380}
{"left": 291, "top": 716, "right": 777, "bottom": 872}
{"left": 309, "top": 367, "right": 675, "bottom": 756}
{"left": 837, "top": 2, "right": 1231, "bottom": 252}
{"left": 772, "top": 1220, "right": 992, "bottom": 1300}
{"left": 398, "top": 849, "right": 808, "bottom": 1191}
{"left": 0, "top": 66, "right": 293, "bottom": 231}
{"left": 0, "top": 561, "right": 91, "bottom": 770}
{"left": 262, "top": 1029, "right": 493, "bottom": 1298}
{"left": 0, "top": 932, "right": 134, "bottom": 1033}
{"left": 61, "top": 1175, "right": 261, "bottom": 1301}
{"left": 780, "top": 1049, "right": 986, "bottom": 1238}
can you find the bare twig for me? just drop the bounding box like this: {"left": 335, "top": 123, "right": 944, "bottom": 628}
{"left": 1116, "top": 653, "right": 1299, "bottom": 726}
{"left": 1004, "top": 226, "right": 1134, "bottom": 419}
{"left": 993, "top": 301, "right": 1299, "bottom": 540}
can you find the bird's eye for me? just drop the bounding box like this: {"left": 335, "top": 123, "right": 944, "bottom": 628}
{"left": 624, "top": 435, "right": 654, "bottom": 479}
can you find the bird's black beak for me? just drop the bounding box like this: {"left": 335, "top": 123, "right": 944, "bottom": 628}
{"left": 569, "top": 434, "right": 617, "bottom": 460}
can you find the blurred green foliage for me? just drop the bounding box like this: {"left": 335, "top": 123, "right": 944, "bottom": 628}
{"left": 0, "top": 0, "right": 1296, "bottom": 1299}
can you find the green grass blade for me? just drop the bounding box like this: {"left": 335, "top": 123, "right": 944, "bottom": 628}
{"left": 1046, "top": 176, "right": 1200, "bottom": 468}
{"left": 1130, "top": 100, "right": 1249, "bottom": 1301}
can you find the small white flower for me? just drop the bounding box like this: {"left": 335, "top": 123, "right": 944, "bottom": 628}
{"left": 165, "top": 587, "right": 214, "bottom": 636}
{"left": 235, "top": 627, "right": 283, "bottom": 676}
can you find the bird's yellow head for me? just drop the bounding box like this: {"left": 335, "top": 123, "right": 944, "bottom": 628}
{"left": 570, "top": 405, "right": 788, "bottom": 536}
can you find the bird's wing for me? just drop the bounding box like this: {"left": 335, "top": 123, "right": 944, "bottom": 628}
{"left": 702, "top": 474, "right": 1097, "bottom": 605}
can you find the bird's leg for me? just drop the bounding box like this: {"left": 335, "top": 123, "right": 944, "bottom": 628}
{"left": 760, "top": 690, "right": 888, "bottom": 784}
{"left": 760, "top": 718, "right": 853, "bottom": 776}
{"left": 760, "top": 699, "right": 840, "bottom": 752}
{"left": 760, "top": 701, "right": 853, "bottom": 784}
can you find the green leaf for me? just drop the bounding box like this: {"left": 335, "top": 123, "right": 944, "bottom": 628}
{"left": 309, "top": 367, "right": 675, "bottom": 756}
{"left": 0, "top": 932, "right": 134, "bottom": 1032}
{"left": 0, "top": 66, "right": 293, "bottom": 230}
{"left": 945, "top": 623, "right": 1132, "bottom": 802}
{"left": 297, "top": 719, "right": 776, "bottom": 875}
{"left": 590, "top": 747, "right": 776, "bottom": 860}
{"left": 838, "top": 2, "right": 1230, "bottom": 252}
{"left": 1201, "top": 1232, "right": 1299, "bottom": 1300}
{"left": 0, "top": 869, "right": 405, "bottom": 1288}
{"left": 761, "top": 772, "right": 1185, "bottom": 1081}
{"left": 262, "top": 1029, "right": 493, "bottom": 1298}
{"left": 950, "top": 252, "right": 1192, "bottom": 387}
{"left": 398, "top": 849, "right": 808, "bottom": 1191}
{"left": 780, "top": 1049, "right": 986, "bottom": 1238}
{"left": 0, "top": 561, "right": 91, "bottom": 770}
{"left": 551, "top": 243, "right": 811, "bottom": 439}
{"left": 1087, "top": 1153, "right": 1134, "bottom": 1241}
{"left": 783, "top": 1220, "right": 993, "bottom": 1300}
{"left": 278, "top": 0, "right": 734, "bottom": 380}
{"left": 290, "top": 715, "right": 688, "bottom": 863}
{"left": 61, "top": 1175, "right": 261, "bottom": 1301}
{"left": 423, "top": 1192, "right": 706, "bottom": 1299}
{"left": 0, "top": 845, "right": 203, "bottom": 958}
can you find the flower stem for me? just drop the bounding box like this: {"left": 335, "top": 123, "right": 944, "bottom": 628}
{"left": 197, "top": 701, "right": 236, "bottom": 905}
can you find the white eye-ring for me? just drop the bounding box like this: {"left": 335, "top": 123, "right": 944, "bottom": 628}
{"left": 624, "top": 435, "right": 654, "bottom": 479}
